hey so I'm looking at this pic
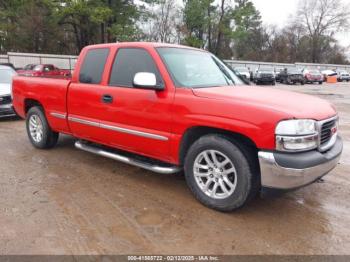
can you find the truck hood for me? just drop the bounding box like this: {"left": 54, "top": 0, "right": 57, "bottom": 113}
{"left": 0, "top": 83, "right": 11, "bottom": 96}
{"left": 192, "top": 86, "right": 336, "bottom": 121}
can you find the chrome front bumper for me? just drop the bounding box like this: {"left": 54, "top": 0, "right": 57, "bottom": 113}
{"left": 258, "top": 136, "right": 343, "bottom": 190}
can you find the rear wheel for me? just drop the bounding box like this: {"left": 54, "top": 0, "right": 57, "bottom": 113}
{"left": 184, "top": 135, "right": 259, "bottom": 212}
{"left": 26, "top": 107, "right": 59, "bottom": 149}
{"left": 319, "top": 81, "right": 323, "bottom": 85}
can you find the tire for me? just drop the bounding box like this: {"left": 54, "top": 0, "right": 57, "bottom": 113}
{"left": 319, "top": 81, "right": 323, "bottom": 85}
{"left": 301, "top": 81, "right": 304, "bottom": 85}
{"left": 26, "top": 106, "right": 59, "bottom": 149}
{"left": 272, "top": 81, "right": 276, "bottom": 86}
{"left": 184, "top": 135, "right": 259, "bottom": 212}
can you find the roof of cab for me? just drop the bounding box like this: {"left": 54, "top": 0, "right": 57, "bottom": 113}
{"left": 83, "top": 42, "right": 207, "bottom": 52}
{"left": 0, "top": 65, "right": 16, "bottom": 71}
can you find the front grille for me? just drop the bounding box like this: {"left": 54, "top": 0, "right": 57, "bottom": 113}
{"left": 320, "top": 119, "right": 336, "bottom": 145}
{"left": 0, "top": 95, "right": 12, "bottom": 105}
{"left": 260, "top": 74, "right": 273, "bottom": 78}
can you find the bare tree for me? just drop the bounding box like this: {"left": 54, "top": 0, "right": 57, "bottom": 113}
{"left": 296, "top": 0, "right": 350, "bottom": 62}
{"left": 147, "top": 0, "right": 181, "bottom": 43}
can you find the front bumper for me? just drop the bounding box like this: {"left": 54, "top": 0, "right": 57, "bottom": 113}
{"left": 258, "top": 136, "right": 342, "bottom": 191}
{"left": 257, "top": 78, "right": 275, "bottom": 83}
{"left": 290, "top": 78, "right": 304, "bottom": 83}
{"left": 306, "top": 78, "right": 322, "bottom": 82}
{"left": 0, "top": 103, "right": 16, "bottom": 117}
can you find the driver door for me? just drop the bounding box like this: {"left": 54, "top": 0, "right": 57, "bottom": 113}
{"left": 96, "top": 47, "right": 175, "bottom": 161}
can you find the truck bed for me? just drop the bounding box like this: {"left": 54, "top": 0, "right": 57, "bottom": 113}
{"left": 12, "top": 76, "right": 71, "bottom": 134}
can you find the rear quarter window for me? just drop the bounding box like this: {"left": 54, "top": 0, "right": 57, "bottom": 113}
{"left": 79, "top": 48, "right": 109, "bottom": 84}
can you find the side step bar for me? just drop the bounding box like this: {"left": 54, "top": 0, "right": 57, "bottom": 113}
{"left": 75, "top": 141, "right": 181, "bottom": 174}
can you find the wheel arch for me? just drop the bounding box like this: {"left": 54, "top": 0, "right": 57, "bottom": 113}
{"left": 179, "top": 126, "right": 259, "bottom": 167}
{"left": 24, "top": 98, "right": 44, "bottom": 115}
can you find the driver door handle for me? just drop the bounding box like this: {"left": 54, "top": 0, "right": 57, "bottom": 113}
{"left": 102, "top": 94, "right": 113, "bottom": 104}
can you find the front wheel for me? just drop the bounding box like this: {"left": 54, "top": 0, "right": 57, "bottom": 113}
{"left": 184, "top": 135, "right": 259, "bottom": 212}
{"left": 26, "top": 106, "right": 59, "bottom": 149}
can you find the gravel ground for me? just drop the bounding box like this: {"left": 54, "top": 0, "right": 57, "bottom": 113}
{"left": 0, "top": 81, "right": 349, "bottom": 255}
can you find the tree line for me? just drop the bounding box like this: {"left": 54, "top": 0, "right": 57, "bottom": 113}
{"left": 0, "top": 0, "right": 349, "bottom": 64}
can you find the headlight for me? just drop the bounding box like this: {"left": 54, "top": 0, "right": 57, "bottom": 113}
{"left": 275, "top": 119, "right": 318, "bottom": 152}
{"left": 276, "top": 119, "right": 316, "bottom": 135}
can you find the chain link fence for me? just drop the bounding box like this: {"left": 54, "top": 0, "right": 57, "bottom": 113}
{"left": 224, "top": 60, "right": 350, "bottom": 72}
{"left": 0, "top": 52, "right": 349, "bottom": 72}
{"left": 0, "top": 52, "right": 78, "bottom": 70}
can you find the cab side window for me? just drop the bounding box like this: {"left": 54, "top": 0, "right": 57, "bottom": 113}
{"left": 44, "top": 65, "right": 54, "bottom": 72}
{"left": 79, "top": 48, "right": 109, "bottom": 84}
{"left": 109, "top": 48, "right": 162, "bottom": 88}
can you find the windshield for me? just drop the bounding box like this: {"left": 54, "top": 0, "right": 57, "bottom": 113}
{"left": 235, "top": 67, "right": 249, "bottom": 73}
{"left": 309, "top": 70, "right": 321, "bottom": 74}
{"left": 259, "top": 67, "right": 274, "bottom": 73}
{"left": 157, "top": 47, "right": 243, "bottom": 88}
{"left": 0, "top": 69, "right": 15, "bottom": 84}
{"left": 33, "top": 65, "right": 42, "bottom": 71}
{"left": 289, "top": 69, "right": 301, "bottom": 74}
{"left": 24, "top": 64, "right": 36, "bottom": 70}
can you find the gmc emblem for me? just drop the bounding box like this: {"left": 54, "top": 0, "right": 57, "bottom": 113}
{"left": 331, "top": 126, "right": 337, "bottom": 135}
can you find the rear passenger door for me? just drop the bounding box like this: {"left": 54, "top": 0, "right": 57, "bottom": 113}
{"left": 67, "top": 47, "right": 111, "bottom": 143}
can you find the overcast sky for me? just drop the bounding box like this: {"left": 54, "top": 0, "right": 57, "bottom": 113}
{"left": 251, "top": 0, "right": 350, "bottom": 48}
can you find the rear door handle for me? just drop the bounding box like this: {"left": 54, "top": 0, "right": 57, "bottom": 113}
{"left": 102, "top": 94, "right": 113, "bottom": 104}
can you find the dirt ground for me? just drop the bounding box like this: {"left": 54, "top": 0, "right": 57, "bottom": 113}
{"left": 0, "top": 82, "right": 349, "bottom": 255}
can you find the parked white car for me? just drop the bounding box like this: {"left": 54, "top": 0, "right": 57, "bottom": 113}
{"left": 321, "top": 70, "right": 337, "bottom": 82}
{"left": 0, "top": 65, "right": 17, "bottom": 117}
{"left": 337, "top": 70, "right": 350, "bottom": 82}
{"left": 233, "top": 67, "right": 251, "bottom": 80}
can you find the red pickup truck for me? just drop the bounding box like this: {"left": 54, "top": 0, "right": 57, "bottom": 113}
{"left": 12, "top": 42, "right": 343, "bottom": 211}
{"left": 17, "top": 64, "right": 71, "bottom": 78}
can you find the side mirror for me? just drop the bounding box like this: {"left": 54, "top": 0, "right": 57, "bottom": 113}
{"left": 133, "top": 72, "right": 164, "bottom": 90}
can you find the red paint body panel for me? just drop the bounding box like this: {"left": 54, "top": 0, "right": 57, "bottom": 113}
{"left": 12, "top": 76, "right": 71, "bottom": 134}
{"left": 12, "top": 42, "right": 338, "bottom": 165}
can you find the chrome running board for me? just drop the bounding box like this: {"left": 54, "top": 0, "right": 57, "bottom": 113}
{"left": 75, "top": 141, "right": 181, "bottom": 174}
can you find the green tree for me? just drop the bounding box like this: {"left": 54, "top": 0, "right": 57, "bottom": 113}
{"left": 231, "top": 0, "right": 263, "bottom": 60}
{"left": 57, "top": 0, "right": 151, "bottom": 53}
{"left": 183, "top": 0, "right": 214, "bottom": 48}
{"left": 0, "top": 0, "right": 64, "bottom": 53}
